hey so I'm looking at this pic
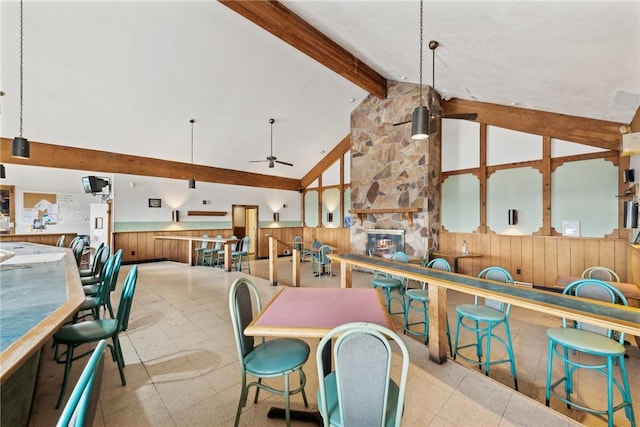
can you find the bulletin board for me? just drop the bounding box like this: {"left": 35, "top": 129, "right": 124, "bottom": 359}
{"left": 23, "top": 192, "right": 92, "bottom": 225}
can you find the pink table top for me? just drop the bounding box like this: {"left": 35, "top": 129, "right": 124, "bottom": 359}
{"left": 245, "top": 287, "right": 393, "bottom": 338}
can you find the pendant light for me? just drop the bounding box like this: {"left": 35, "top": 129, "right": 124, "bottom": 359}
{"left": 12, "top": 0, "right": 30, "bottom": 158}
{"left": 411, "top": 0, "right": 429, "bottom": 140}
{"left": 188, "top": 119, "right": 196, "bottom": 189}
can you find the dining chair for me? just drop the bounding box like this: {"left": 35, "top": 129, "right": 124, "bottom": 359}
{"left": 70, "top": 238, "right": 85, "bottom": 268}
{"left": 581, "top": 266, "right": 620, "bottom": 282}
{"left": 80, "top": 243, "right": 109, "bottom": 286}
{"left": 228, "top": 278, "right": 309, "bottom": 427}
{"left": 232, "top": 236, "right": 251, "bottom": 273}
{"left": 55, "top": 339, "right": 106, "bottom": 427}
{"left": 53, "top": 265, "right": 138, "bottom": 409}
{"left": 302, "top": 239, "right": 321, "bottom": 263}
{"left": 312, "top": 244, "right": 332, "bottom": 277}
{"left": 404, "top": 257, "right": 452, "bottom": 350}
{"left": 194, "top": 234, "right": 209, "bottom": 265}
{"left": 100, "top": 249, "right": 123, "bottom": 319}
{"left": 453, "top": 266, "right": 518, "bottom": 390}
{"left": 292, "top": 236, "right": 303, "bottom": 262}
{"left": 74, "top": 255, "right": 116, "bottom": 322}
{"left": 371, "top": 251, "right": 408, "bottom": 316}
{"left": 216, "top": 235, "right": 237, "bottom": 268}
{"left": 545, "top": 279, "right": 635, "bottom": 427}
{"left": 56, "top": 235, "right": 66, "bottom": 247}
{"left": 316, "top": 322, "right": 410, "bottom": 427}
{"left": 201, "top": 234, "right": 222, "bottom": 267}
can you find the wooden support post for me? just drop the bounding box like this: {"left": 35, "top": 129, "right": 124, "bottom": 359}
{"left": 269, "top": 236, "right": 278, "bottom": 286}
{"left": 427, "top": 284, "right": 448, "bottom": 364}
{"left": 339, "top": 262, "right": 352, "bottom": 288}
{"left": 292, "top": 248, "right": 301, "bottom": 287}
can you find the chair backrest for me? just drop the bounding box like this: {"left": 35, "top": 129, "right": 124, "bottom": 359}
{"left": 388, "top": 251, "right": 409, "bottom": 282}
{"left": 581, "top": 266, "right": 620, "bottom": 282}
{"left": 56, "top": 339, "right": 106, "bottom": 427}
{"left": 95, "top": 255, "right": 117, "bottom": 307}
{"left": 108, "top": 249, "right": 123, "bottom": 292}
{"left": 312, "top": 239, "right": 322, "bottom": 249}
{"left": 426, "top": 257, "right": 451, "bottom": 272}
{"left": 71, "top": 238, "right": 85, "bottom": 267}
{"left": 229, "top": 235, "right": 239, "bottom": 251}
{"left": 563, "top": 279, "right": 628, "bottom": 339}
{"left": 199, "top": 235, "right": 209, "bottom": 249}
{"left": 68, "top": 236, "right": 83, "bottom": 248}
{"left": 476, "top": 266, "right": 514, "bottom": 313}
{"left": 228, "top": 278, "right": 263, "bottom": 364}
{"left": 316, "top": 322, "right": 410, "bottom": 427}
{"left": 240, "top": 236, "right": 251, "bottom": 253}
{"left": 56, "top": 235, "right": 66, "bottom": 247}
{"left": 116, "top": 266, "right": 138, "bottom": 332}
{"left": 318, "top": 244, "right": 331, "bottom": 264}
{"left": 89, "top": 243, "right": 109, "bottom": 277}
{"left": 213, "top": 235, "right": 223, "bottom": 250}
{"left": 293, "top": 236, "right": 303, "bottom": 250}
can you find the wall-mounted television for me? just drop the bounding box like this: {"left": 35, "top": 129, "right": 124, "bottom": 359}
{"left": 82, "top": 176, "right": 110, "bottom": 193}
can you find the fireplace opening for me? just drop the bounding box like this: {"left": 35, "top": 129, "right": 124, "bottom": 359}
{"left": 366, "top": 229, "right": 405, "bottom": 257}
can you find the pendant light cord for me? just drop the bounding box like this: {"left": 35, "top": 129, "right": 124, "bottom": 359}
{"left": 18, "top": 0, "right": 24, "bottom": 137}
{"left": 189, "top": 119, "right": 194, "bottom": 164}
{"left": 418, "top": 0, "right": 423, "bottom": 105}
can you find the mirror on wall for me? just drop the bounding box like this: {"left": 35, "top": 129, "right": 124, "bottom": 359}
{"left": 304, "top": 190, "right": 318, "bottom": 227}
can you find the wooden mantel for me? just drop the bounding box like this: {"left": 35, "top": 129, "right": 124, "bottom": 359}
{"left": 350, "top": 208, "right": 423, "bottom": 226}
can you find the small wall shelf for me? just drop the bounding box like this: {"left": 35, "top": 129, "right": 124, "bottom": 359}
{"left": 187, "top": 210, "right": 226, "bottom": 217}
{"left": 350, "top": 208, "right": 423, "bottom": 226}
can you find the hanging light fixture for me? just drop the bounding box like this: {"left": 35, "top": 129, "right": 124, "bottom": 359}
{"left": 188, "top": 119, "right": 196, "bottom": 189}
{"left": 12, "top": 0, "right": 29, "bottom": 158}
{"left": 411, "top": 0, "right": 429, "bottom": 140}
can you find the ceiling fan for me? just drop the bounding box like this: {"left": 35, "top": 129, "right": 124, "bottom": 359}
{"left": 250, "top": 118, "right": 293, "bottom": 168}
{"left": 393, "top": 40, "right": 477, "bottom": 130}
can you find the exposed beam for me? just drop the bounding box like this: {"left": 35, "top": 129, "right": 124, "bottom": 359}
{"left": 301, "top": 133, "right": 351, "bottom": 189}
{"left": 219, "top": 0, "right": 387, "bottom": 99}
{"left": 443, "top": 98, "right": 624, "bottom": 150}
{"left": 630, "top": 105, "right": 640, "bottom": 132}
{"left": 0, "top": 138, "right": 301, "bottom": 191}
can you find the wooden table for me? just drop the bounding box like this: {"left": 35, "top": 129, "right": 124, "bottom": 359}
{"left": 154, "top": 235, "right": 238, "bottom": 270}
{"left": 431, "top": 251, "right": 482, "bottom": 273}
{"left": 245, "top": 287, "right": 393, "bottom": 423}
{"left": 329, "top": 253, "right": 640, "bottom": 364}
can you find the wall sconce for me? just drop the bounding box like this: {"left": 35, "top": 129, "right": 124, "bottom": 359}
{"left": 623, "top": 201, "right": 638, "bottom": 229}
{"left": 624, "top": 169, "right": 635, "bottom": 183}
{"left": 273, "top": 212, "right": 280, "bottom": 222}
{"left": 508, "top": 209, "right": 518, "bottom": 225}
{"left": 0, "top": 164, "right": 5, "bottom": 179}
{"left": 171, "top": 210, "right": 180, "bottom": 222}
{"left": 327, "top": 212, "right": 334, "bottom": 223}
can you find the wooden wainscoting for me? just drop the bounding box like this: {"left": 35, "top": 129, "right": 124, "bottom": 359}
{"left": 629, "top": 244, "right": 640, "bottom": 285}
{"left": 438, "top": 231, "right": 632, "bottom": 287}
{"left": 258, "top": 227, "right": 303, "bottom": 258}
{"left": 114, "top": 229, "right": 234, "bottom": 263}
{"left": 0, "top": 233, "right": 75, "bottom": 247}
{"left": 302, "top": 227, "right": 350, "bottom": 254}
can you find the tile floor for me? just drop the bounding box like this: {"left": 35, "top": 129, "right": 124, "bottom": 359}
{"left": 29, "top": 257, "right": 638, "bottom": 426}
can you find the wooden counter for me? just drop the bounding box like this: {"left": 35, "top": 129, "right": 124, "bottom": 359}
{"left": 0, "top": 242, "right": 85, "bottom": 381}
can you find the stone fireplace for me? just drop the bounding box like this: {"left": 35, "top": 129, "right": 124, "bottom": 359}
{"left": 349, "top": 81, "right": 441, "bottom": 258}
{"left": 366, "top": 229, "right": 404, "bottom": 257}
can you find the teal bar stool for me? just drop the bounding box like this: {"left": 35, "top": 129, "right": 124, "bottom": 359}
{"left": 453, "top": 266, "right": 518, "bottom": 390}
{"left": 371, "top": 251, "right": 409, "bottom": 316}
{"left": 545, "top": 279, "right": 636, "bottom": 427}
{"left": 404, "top": 257, "right": 452, "bottom": 352}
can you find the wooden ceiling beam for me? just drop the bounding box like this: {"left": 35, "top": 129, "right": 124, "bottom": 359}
{"left": 219, "top": 0, "right": 387, "bottom": 99}
{"left": 301, "top": 133, "right": 351, "bottom": 189}
{"left": 0, "top": 138, "right": 301, "bottom": 191}
{"left": 442, "top": 98, "right": 624, "bottom": 150}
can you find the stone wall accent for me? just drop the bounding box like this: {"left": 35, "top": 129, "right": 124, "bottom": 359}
{"left": 350, "top": 81, "right": 441, "bottom": 258}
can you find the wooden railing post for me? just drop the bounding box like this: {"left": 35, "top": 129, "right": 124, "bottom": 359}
{"left": 269, "top": 236, "right": 278, "bottom": 286}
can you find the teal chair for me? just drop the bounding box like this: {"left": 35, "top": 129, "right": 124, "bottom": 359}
{"left": 74, "top": 255, "right": 116, "bottom": 322}
{"left": 56, "top": 339, "right": 106, "bottom": 427}
{"left": 453, "top": 266, "right": 518, "bottom": 390}
{"left": 545, "top": 279, "right": 635, "bottom": 427}
{"left": 316, "top": 322, "right": 410, "bottom": 427}
{"left": 312, "top": 244, "right": 332, "bottom": 277}
{"left": 581, "top": 266, "right": 620, "bottom": 282}
{"left": 194, "top": 235, "right": 209, "bottom": 265}
{"left": 216, "top": 235, "right": 237, "bottom": 268}
{"left": 70, "top": 238, "right": 85, "bottom": 268}
{"left": 292, "top": 236, "right": 303, "bottom": 262}
{"left": 372, "top": 251, "right": 408, "bottom": 316}
{"left": 81, "top": 243, "right": 109, "bottom": 287}
{"left": 53, "top": 266, "right": 138, "bottom": 408}
{"left": 232, "top": 236, "right": 251, "bottom": 273}
{"left": 56, "top": 235, "right": 66, "bottom": 247}
{"left": 201, "top": 234, "right": 222, "bottom": 267}
{"left": 302, "top": 239, "right": 321, "bottom": 263}
{"left": 228, "top": 278, "right": 309, "bottom": 427}
{"left": 404, "top": 257, "right": 452, "bottom": 351}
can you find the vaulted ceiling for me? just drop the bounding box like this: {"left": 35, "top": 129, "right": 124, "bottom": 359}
{"left": 1, "top": 1, "right": 638, "bottom": 181}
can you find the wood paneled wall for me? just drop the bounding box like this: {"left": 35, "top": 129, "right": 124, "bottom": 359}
{"left": 439, "top": 231, "right": 634, "bottom": 287}
{"left": 302, "top": 227, "right": 350, "bottom": 253}
{"left": 629, "top": 245, "right": 640, "bottom": 285}
{"left": 0, "top": 233, "right": 74, "bottom": 246}
{"left": 258, "top": 227, "right": 303, "bottom": 258}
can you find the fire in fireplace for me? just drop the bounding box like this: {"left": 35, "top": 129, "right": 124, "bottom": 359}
{"left": 366, "top": 229, "right": 405, "bottom": 257}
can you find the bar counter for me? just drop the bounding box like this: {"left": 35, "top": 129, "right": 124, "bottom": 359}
{"left": 0, "top": 242, "right": 84, "bottom": 425}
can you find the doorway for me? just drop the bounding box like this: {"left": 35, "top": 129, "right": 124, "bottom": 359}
{"left": 232, "top": 205, "right": 258, "bottom": 259}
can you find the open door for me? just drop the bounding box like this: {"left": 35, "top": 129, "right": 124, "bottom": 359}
{"left": 232, "top": 205, "right": 258, "bottom": 259}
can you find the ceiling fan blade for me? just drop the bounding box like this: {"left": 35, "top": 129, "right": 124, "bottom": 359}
{"left": 442, "top": 113, "right": 478, "bottom": 120}
{"left": 392, "top": 120, "right": 411, "bottom": 126}
{"left": 249, "top": 160, "right": 268, "bottom": 163}
{"left": 275, "top": 160, "right": 294, "bottom": 167}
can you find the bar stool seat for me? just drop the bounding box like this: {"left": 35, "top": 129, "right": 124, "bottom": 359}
{"left": 371, "top": 251, "right": 408, "bottom": 316}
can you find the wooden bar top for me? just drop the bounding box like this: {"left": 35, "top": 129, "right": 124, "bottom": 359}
{"left": 0, "top": 242, "right": 85, "bottom": 382}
